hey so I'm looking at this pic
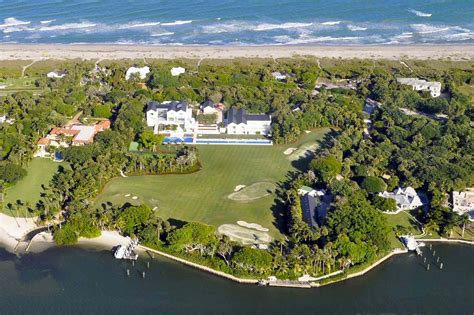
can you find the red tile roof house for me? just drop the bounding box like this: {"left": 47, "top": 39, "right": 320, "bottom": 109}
{"left": 35, "top": 120, "right": 111, "bottom": 156}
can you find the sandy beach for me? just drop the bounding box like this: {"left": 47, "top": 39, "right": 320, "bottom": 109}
{"left": 0, "top": 44, "right": 473, "bottom": 61}
{"left": 0, "top": 213, "right": 132, "bottom": 254}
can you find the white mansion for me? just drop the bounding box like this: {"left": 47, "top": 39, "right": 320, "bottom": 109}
{"left": 225, "top": 107, "right": 271, "bottom": 135}
{"left": 146, "top": 101, "right": 197, "bottom": 135}
{"left": 378, "top": 187, "right": 425, "bottom": 210}
{"left": 397, "top": 78, "right": 442, "bottom": 97}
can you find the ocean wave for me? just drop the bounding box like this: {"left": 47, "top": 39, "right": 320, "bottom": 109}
{"left": 255, "top": 22, "right": 313, "bottom": 31}
{"left": 0, "top": 17, "right": 30, "bottom": 28}
{"left": 409, "top": 9, "right": 432, "bottom": 17}
{"left": 411, "top": 24, "right": 450, "bottom": 34}
{"left": 161, "top": 20, "right": 193, "bottom": 26}
{"left": 444, "top": 32, "right": 474, "bottom": 41}
{"left": 321, "top": 21, "right": 341, "bottom": 26}
{"left": 201, "top": 21, "right": 254, "bottom": 34}
{"left": 119, "top": 22, "right": 161, "bottom": 29}
{"left": 151, "top": 32, "right": 175, "bottom": 37}
{"left": 273, "top": 34, "right": 364, "bottom": 45}
{"left": 347, "top": 24, "right": 367, "bottom": 31}
{"left": 39, "top": 22, "right": 97, "bottom": 31}
{"left": 40, "top": 19, "right": 55, "bottom": 24}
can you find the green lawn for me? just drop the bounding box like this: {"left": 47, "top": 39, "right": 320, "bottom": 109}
{"left": 95, "top": 128, "right": 333, "bottom": 238}
{"left": 384, "top": 211, "right": 423, "bottom": 249}
{"left": 457, "top": 84, "right": 474, "bottom": 102}
{"left": 2, "top": 158, "right": 66, "bottom": 215}
{"left": 0, "top": 76, "right": 42, "bottom": 96}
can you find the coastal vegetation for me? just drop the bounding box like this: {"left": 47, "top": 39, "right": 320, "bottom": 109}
{"left": 0, "top": 57, "right": 472, "bottom": 281}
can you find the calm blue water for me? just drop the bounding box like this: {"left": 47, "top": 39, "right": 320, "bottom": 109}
{"left": 1, "top": 244, "right": 473, "bottom": 314}
{"left": 0, "top": 0, "right": 473, "bottom": 45}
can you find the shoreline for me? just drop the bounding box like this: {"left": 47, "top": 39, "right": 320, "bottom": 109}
{"left": 0, "top": 44, "right": 473, "bottom": 61}
{"left": 1, "top": 213, "right": 473, "bottom": 289}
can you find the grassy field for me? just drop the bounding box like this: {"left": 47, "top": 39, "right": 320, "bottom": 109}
{"left": 0, "top": 76, "right": 42, "bottom": 96}
{"left": 95, "top": 128, "right": 333, "bottom": 237}
{"left": 2, "top": 158, "right": 65, "bottom": 215}
{"left": 384, "top": 211, "right": 423, "bottom": 249}
{"left": 457, "top": 84, "right": 474, "bottom": 102}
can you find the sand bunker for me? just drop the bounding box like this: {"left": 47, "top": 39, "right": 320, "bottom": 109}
{"left": 287, "top": 143, "right": 319, "bottom": 161}
{"left": 237, "top": 221, "right": 269, "bottom": 232}
{"left": 283, "top": 148, "right": 297, "bottom": 155}
{"left": 132, "top": 196, "right": 138, "bottom": 200}
{"left": 228, "top": 182, "right": 276, "bottom": 202}
{"left": 218, "top": 224, "right": 273, "bottom": 245}
{"left": 124, "top": 194, "right": 131, "bottom": 197}
{"left": 234, "top": 185, "right": 246, "bottom": 192}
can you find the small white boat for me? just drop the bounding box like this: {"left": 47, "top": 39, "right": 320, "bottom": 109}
{"left": 400, "top": 235, "right": 422, "bottom": 255}
{"left": 114, "top": 245, "right": 126, "bottom": 259}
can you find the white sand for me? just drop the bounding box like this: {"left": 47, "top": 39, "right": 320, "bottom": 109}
{"left": 0, "top": 44, "right": 473, "bottom": 60}
{"left": 237, "top": 220, "right": 269, "bottom": 232}
{"left": 132, "top": 196, "right": 138, "bottom": 200}
{"left": 124, "top": 194, "right": 131, "bottom": 197}
{"left": 0, "top": 212, "right": 136, "bottom": 254}
{"left": 283, "top": 148, "right": 297, "bottom": 155}
{"left": 234, "top": 185, "right": 246, "bottom": 192}
{"left": 0, "top": 213, "right": 37, "bottom": 252}
{"left": 76, "top": 230, "right": 132, "bottom": 250}
{"left": 218, "top": 224, "right": 272, "bottom": 245}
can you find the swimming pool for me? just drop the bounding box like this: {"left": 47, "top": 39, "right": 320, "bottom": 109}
{"left": 195, "top": 138, "right": 273, "bottom": 145}
{"left": 162, "top": 137, "right": 194, "bottom": 144}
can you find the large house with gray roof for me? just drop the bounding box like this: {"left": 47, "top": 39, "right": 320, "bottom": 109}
{"left": 378, "top": 187, "right": 425, "bottom": 210}
{"left": 225, "top": 107, "right": 271, "bottom": 135}
{"left": 146, "top": 101, "right": 197, "bottom": 135}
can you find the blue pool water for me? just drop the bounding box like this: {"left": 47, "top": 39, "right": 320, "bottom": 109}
{"left": 195, "top": 139, "right": 272, "bottom": 145}
{"left": 162, "top": 137, "right": 194, "bottom": 144}
{"left": 0, "top": 1, "right": 473, "bottom": 45}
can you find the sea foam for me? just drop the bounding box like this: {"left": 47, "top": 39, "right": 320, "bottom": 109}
{"left": 347, "top": 24, "right": 367, "bottom": 31}
{"left": 39, "top": 22, "right": 97, "bottom": 31}
{"left": 409, "top": 9, "right": 432, "bottom": 17}
{"left": 255, "top": 22, "right": 313, "bottom": 31}
{"left": 151, "top": 32, "right": 175, "bottom": 37}
{"left": 321, "top": 21, "right": 341, "bottom": 26}
{"left": 119, "top": 22, "right": 161, "bottom": 29}
{"left": 161, "top": 20, "right": 193, "bottom": 26}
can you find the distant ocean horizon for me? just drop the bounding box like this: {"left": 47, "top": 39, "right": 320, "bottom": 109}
{"left": 0, "top": 0, "right": 473, "bottom": 46}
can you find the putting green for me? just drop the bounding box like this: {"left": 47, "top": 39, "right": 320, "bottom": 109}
{"left": 228, "top": 182, "right": 276, "bottom": 202}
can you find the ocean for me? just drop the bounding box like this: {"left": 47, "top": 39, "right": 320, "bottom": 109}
{"left": 0, "top": 0, "right": 473, "bottom": 45}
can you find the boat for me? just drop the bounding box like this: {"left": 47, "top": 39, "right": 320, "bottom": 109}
{"left": 114, "top": 245, "right": 126, "bottom": 259}
{"left": 400, "top": 235, "right": 422, "bottom": 255}
{"left": 114, "top": 239, "right": 139, "bottom": 260}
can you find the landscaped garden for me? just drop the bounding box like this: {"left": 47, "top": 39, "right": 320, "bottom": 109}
{"left": 94, "top": 128, "right": 332, "bottom": 238}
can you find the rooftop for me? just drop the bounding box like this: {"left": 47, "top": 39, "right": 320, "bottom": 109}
{"left": 147, "top": 101, "right": 188, "bottom": 112}
{"left": 227, "top": 107, "right": 271, "bottom": 125}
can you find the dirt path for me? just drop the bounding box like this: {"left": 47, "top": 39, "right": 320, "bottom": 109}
{"left": 21, "top": 59, "right": 38, "bottom": 77}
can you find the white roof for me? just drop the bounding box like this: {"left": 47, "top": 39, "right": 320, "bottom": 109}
{"left": 70, "top": 125, "right": 96, "bottom": 142}
{"left": 397, "top": 77, "right": 441, "bottom": 88}
{"left": 171, "top": 67, "right": 185, "bottom": 76}
{"left": 125, "top": 66, "right": 150, "bottom": 80}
